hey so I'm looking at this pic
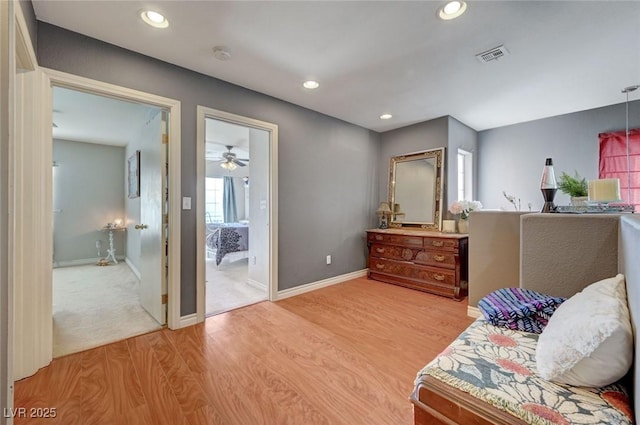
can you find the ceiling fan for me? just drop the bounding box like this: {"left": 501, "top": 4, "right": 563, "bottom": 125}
{"left": 217, "top": 145, "right": 249, "bottom": 170}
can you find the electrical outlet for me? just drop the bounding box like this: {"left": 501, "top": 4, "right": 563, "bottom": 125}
{"left": 326, "top": 255, "right": 332, "bottom": 265}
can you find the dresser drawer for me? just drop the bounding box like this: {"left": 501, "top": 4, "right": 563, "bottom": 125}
{"left": 414, "top": 250, "right": 456, "bottom": 269}
{"left": 368, "top": 233, "right": 424, "bottom": 247}
{"left": 370, "top": 244, "right": 420, "bottom": 261}
{"left": 423, "top": 237, "right": 458, "bottom": 252}
{"left": 369, "top": 258, "right": 456, "bottom": 287}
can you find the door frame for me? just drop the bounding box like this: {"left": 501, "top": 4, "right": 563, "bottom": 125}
{"left": 195, "top": 106, "right": 279, "bottom": 322}
{"left": 40, "top": 68, "right": 182, "bottom": 330}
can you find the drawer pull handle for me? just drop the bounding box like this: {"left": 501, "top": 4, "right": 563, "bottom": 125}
{"left": 433, "top": 273, "right": 445, "bottom": 281}
{"left": 433, "top": 254, "right": 445, "bottom": 262}
{"left": 376, "top": 247, "right": 385, "bottom": 254}
{"left": 431, "top": 240, "right": 444, "bottom": 247}
{"left": 375, "top": 235, "right": 383, "bottom": 241}
{"left": 375, "top": 264, "right": 385, "bottom": 270}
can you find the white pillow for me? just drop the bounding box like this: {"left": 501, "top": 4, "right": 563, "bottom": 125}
{"left": 535, "top": 274, "right": 632, "bottom": 387}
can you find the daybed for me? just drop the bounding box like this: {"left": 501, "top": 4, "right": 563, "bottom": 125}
{"left": 411, "top": 214, "right": 640, "bottom": 425}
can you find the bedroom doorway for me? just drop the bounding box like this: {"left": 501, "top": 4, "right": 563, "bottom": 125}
{"left": 50, "top": 86, "right": 165, "bottom": 357}
{"left": 196, "top": 107, "right": 278, "bottom": 320}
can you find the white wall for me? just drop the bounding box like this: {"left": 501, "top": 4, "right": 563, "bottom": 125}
{"left": 53, "top": 139, "right": 125, "bottom": 264}
{"left": 248, "top": 128, "right": 269, "bottom": 287}
{"left": 447, "top": 116, "right": 478, "bottom": 213}
{"left": 478, "top": 100, "right": 640, "bottom": 211}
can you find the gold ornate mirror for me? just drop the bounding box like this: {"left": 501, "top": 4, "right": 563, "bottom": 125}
{"left": 388, "top": 148, "right": 445, "bottom": 230}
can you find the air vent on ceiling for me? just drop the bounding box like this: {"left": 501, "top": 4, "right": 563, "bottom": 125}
{"left": 476, "top": 45, "right": 509, "bottom": 63}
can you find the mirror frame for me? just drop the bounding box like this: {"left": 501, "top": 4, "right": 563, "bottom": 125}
{"left": 388, "top": 147, "right": 445, "bottom": 230}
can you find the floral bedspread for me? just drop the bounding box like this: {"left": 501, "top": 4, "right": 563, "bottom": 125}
{"left": 416, "top": 319, "right": 633, "bottom": 425}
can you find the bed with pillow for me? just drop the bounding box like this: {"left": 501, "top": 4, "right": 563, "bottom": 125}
{"left": 411, "top": 215, "right": 640, "bottom": 425}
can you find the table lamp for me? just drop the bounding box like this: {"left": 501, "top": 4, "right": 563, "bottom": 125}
{"left": 376, "top": 202, "right": 392, "bottom": 229}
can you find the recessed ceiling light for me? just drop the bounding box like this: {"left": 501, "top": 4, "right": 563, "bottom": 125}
{"left": 303, "top": 80, "right": 320, "bottom": 89}
{"left": 380, "top": 114, "right": 393, "bottom": 120}
{"left": 140, "top": 10, "right": 169, "bottom": 28}
{"left": 438, "top": 1, "right": 467, "bottom": 20}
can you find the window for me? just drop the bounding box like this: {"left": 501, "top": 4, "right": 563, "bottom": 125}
{"left": 457, "top": 149, "right": 473, "bottom": 201}
{"left": 598, "top": 129, "right": 640, "bottom": 210}
{"left": 205, "top": 177, "right": 224, "bottom": 223}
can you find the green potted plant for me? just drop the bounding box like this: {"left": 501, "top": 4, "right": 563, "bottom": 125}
{"left": 558, "top": 171, "right": 588, "bottom": 206}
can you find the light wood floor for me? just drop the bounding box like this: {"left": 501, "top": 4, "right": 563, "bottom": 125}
{"left": 14, "top": 277, "right": 474, "bottom": 425}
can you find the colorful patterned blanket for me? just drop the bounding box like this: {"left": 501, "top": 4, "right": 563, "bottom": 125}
{"left": 478, "top": 288, "right": 566, "bottom": 334}
{"left": 416, "top": 319, "right": 633, "bottom": 425}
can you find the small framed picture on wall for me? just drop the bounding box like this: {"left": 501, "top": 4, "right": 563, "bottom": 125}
{"left": 128, "top": 150, "right": 140, "bottom": 199}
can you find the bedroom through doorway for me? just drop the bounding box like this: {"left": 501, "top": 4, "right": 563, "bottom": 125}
{"left": 204, "top": 118, "right": 269, "bottom": 315}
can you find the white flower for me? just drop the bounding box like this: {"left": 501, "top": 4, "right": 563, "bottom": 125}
{"left": 449, "top": 200, "right": 483, "bottom": 219}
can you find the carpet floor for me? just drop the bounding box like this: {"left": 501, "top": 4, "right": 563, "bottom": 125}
{"left": 53, "top": 263, "right": 162, "bottom": 358}
{"left": 206, "top": 257, "right": 267, "bottom": 316}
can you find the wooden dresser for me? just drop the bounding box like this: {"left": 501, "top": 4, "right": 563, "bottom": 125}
{"left": 366, "top": 228, "right": 468, "bottom": 300}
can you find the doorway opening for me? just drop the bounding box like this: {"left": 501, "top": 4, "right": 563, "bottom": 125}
{"left": 51, "top": 86, "right": 166, "bottom": 357}
{"left": 196, "top": 107, "right": 278, "bottom": 321}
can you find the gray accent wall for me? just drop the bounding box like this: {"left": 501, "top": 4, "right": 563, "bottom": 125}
{"left": 53, "top": 139, "right": 125, "bottom": 264}
{"left": 378, "top": 116, "right": 448, "bottom": 206}
{"left": 38, "top": 23, "right": 380, "bottom": 313}
{"left": 18, "top": 0, "right": 37, "bottom": 53}
{"left": 478, "top": 100, "right": 640, "bottom": 211}
{"left": 378, "top": 116, "right": 478, "bottom": 221}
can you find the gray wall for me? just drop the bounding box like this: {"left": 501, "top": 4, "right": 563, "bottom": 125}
{"left": 18, "top": 0, "right": 36, "bottom": 53}
{"left": 53, "top": 139, "right": 125, "bottom": 264}
{"left": 378, "top": 115, "right": 478, "bottom": 221}
{"left": 478, "top": 100, "right": 640, "bottom": 211}
{"left": 37, "top": 23, "right": 380, "bottom": 313}
{"left": 378, "top": 116, "right": 448, "bottom": 206}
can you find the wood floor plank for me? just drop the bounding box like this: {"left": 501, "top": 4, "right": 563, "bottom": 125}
{"left": 126, "top": 335, "right": 190, "bottom": 425}
{"left": 104, "top": 340, "right": 146, "bottom": 414}
{"left": 13, "top": 277, "right": 474, "bottom": 425}
{"left": 143, "top": 331, "right": 209, "bottom": 416}
{"left": 80, "top": 347, "right": 117, "bottom": 425}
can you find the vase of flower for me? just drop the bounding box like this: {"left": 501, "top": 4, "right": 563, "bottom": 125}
{"left": 449, "top": 200, "right": 482, "bottom": 233}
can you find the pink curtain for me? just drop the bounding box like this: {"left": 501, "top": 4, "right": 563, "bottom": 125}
{"left": 598, "top": 129, "right": 640, "bottom": 209}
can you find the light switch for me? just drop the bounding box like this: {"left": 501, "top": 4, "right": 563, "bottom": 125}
{"left": 260, "top": 200, "right": 267, "bottom": 210}
{"left": 182, "top": 197, "right": 191, "bottom": 210}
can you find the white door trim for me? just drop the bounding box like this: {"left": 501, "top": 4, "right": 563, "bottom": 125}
{"left": 195, "top": 106, "right": 279, "bottom": 323}
{"left": 39, "top": 68, "right": 183, "bottom": 330}
{"left": 1, "top": 0, "right": 16, "bottom": 415}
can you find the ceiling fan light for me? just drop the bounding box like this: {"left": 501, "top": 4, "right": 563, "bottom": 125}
{"left": 220, "top": 161, "right": 237, "bottom": 171}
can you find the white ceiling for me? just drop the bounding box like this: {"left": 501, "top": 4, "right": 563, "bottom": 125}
{"left": 36, "top": 1, "right": 640, "bottom": 133}
{"left": 53, "top": 87, "right": 159, "bottom": 146}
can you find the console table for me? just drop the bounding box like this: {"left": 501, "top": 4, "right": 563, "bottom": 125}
{"left": 101, "top": 226, "right": 126, "bottom": 264}
{"left": 366, "top": 228, "right": 468, "bottom": 300}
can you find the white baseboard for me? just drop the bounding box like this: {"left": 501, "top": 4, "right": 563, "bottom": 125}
{"left": 178, "top": 313, "right": 198, "bottom": 328}
{"left": 53, "top": 256, "right": 125, "bottom": 268}
{"left": 247, "top": 278, "right": 267, "bottom": 291}
{"left": 467, "top": 305, "right": 482, "bottom": 318}
{"left": 276, "top": 269, "right": 368, "bottom": 300}
{"left": 125, "top": 257, "right": 141, "bottom": 280}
